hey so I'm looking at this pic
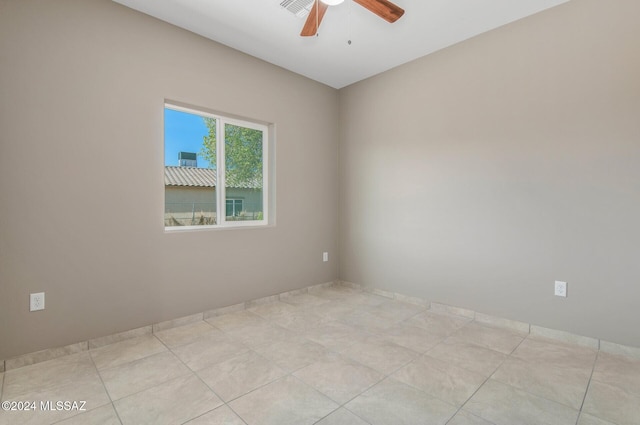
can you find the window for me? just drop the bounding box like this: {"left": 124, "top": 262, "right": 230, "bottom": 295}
{"left": 164, "top": 103, "right": 269, "bottom": 229}
{"left": 225, "top": 199, "right": 243, "bottom": 217}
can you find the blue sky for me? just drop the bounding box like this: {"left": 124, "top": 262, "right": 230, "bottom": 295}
{"left": 164, "top": 108, "right": 211, "bottom": 168}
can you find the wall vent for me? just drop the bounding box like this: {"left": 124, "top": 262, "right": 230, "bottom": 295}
{"left": 279, "top": 0, "right": 314, "bottom": 18}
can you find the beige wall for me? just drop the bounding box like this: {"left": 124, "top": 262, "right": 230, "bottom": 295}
{"left": 339, "top": 0, "right": 640, "bottom": 347}
{"left": 0, "top": 0, "right": 338, "bottom": 359}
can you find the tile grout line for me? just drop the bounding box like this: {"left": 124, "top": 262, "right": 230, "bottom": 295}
{"left": 341, "top": 406, "right": 375, "bottom": 425}
{"left": 91, "top": 334, "right": 199, "bottom": 421}
{"left": 419, "top": 319, "right": 499, "bottom": 378}
{"left": 86, "top": 349, "right": 125, "bottom": 425}
{"left": 170, "top": 341, "right": 253, "bottom": 425}
{"left": 221, "top": 401, "right": 251, "bottom": 425}
{"left": 285, "top": 374, "right": 346, "bottom": 421}
{"left": 227, "top": 301, "right": 364, "bottom": 417}
{"left": 154, "top": 331, "right": 237, "bottom": 424}
{"left": 362, "top": 315, "right": 516, "bottom": 424}
{"left": 469, "top": 333, "right": 586, "bottom": 419}
{"left": 445, "top": 334, "right": 529, "bottom": 424}
{"left": 296, "top": 311, "right": 386, "bottom": 425}
{"left": 235, "top": 291, "right": 413, "bottom": 423}
{"left": 457, "top": 329, "right": 603, "bottom": 423}
{"left": 574, "top": 348, "right": 600, "bottom": 425}
{"left": 161, "top": 316, "right": 321, "bottom": 424}
{"left": 306, "top": 301, "right": 455, "bottom": 422}
{"left": 22, "top": 351, "right": 121, "bottom": 425}
{"left": 502, "top": 332, "right": 603, "bottom": 415}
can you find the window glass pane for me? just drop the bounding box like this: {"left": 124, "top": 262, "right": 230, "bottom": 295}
{"left": 224, "top": 123, "right": 263, "bottom": 222}
{"left": 225, "top": 199, "right": 233, "bottom": 217}
{"left": 164, "top": 107, "right": 217, "bottom": 227}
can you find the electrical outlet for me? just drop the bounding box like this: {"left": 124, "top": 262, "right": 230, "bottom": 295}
{"left": 30, "top": 292, "right": 45, "bottom": 311}
{"left": 323, "top": 252, "right": 329, "bottom": 262}
{"left": 554, "top": 281, "right": 567, "bottom": 298}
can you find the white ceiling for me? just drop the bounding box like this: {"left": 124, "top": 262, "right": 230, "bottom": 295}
{"left": 113, "top": 0, "right": 569, "bottom": 89}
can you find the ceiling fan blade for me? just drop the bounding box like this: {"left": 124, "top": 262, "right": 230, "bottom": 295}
{"left": 301, "top": 1, "right": 330, "bottom": 37}
{"left": 353, "top": 0, "right": 405, "bottom": 23}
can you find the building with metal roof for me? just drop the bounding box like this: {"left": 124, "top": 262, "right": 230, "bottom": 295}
{"left": 164, "top": 166, "right": 260, "bottom": 190}
{"left": 165, "top": 166, "right": 216, "bottom": 188}
{"left": 164, "top": 166, "right": 262, "bottom": 225}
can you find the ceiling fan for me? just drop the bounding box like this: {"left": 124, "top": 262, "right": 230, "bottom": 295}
{"left": 300, "top": 0, "right": 405, "bottom": 37}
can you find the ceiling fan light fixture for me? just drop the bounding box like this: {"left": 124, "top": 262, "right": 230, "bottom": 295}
{"left": 301, "top": 0, "right": 404, "bottom": 37}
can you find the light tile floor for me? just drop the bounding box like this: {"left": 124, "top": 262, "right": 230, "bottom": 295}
{"left": 1, "top": 285, "right": 639, "bottom": 425}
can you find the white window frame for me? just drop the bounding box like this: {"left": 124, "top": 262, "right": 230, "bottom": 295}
{"left": 164, "top": 102, "right": 270, "bottom": 231}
